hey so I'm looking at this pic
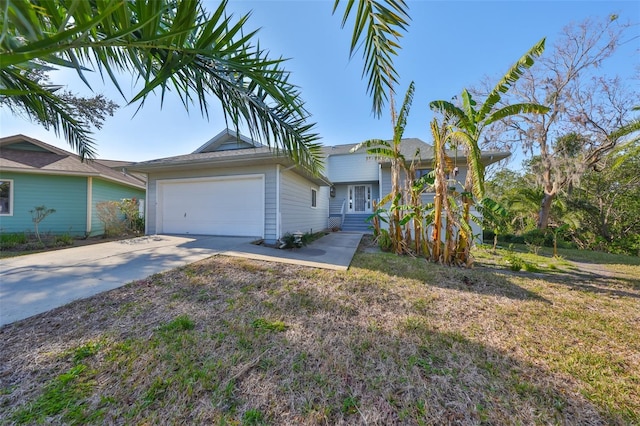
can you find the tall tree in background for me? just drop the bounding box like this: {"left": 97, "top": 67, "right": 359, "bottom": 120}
{"left": 484, "top": 15, "right": 639, "bottom": 229}
{"left": 1, "top": 0, "right": 322, "bottom": 171}
{"left": 0, "top": 69, "right": 119, "bottom": 135}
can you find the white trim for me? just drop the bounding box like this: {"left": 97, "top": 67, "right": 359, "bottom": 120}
{"left": 311, "top": 187, "right": 317, "bottom": 209}
{"left": 347, "top": 184, "right": 373, "bottom": 214}
{"left": 86, "top": 177, "right": 92, "bottom": 234}
{"left": 155, "top": 174, "right": 265, "bottom": 237}
{"left": 0, "top": 179, "right": 14, "bottom": 216}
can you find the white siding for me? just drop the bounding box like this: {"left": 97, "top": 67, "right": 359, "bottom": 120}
{"left": 279, "top": 169, "right": 328, "bottom": 238}
{"left": 327, "top": 153, "right": 379, "bottom": 183}
{"left": 147, "top": 165, "right": 278, "bottom": 241}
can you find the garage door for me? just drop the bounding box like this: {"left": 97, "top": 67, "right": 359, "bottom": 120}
{"left": 158, "top": 175, "right": 264, "bottom": 237}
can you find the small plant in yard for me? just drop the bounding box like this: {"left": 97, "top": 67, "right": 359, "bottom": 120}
{"left": 341, "top": 396, "right": 359, "bottom": 415}
{"left": 504, "top": 252, "right": 524, "bottom": 271}
{"left": 0, "top": 232, "right": 27, "bottom": 249}
{"left": 251, "top": 318, "right": 288, "bottom": 333}
{"left": 279, "top": 231, "right": 326, "bottom": 249}
{"left": 30, "top": 205, "right": 55, "bottom": 243}
{"left": 242, "top": 408, "right": 266, "bottom": 425}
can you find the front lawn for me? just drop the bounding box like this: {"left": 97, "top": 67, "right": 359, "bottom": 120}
{"left": 1, "top": 245, "right": 638, "bottom": 424}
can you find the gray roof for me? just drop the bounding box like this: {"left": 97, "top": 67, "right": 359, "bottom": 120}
{"left": 0, "top": 135, "right": 146, "bottom": 189}
{"left": 323, "top": 137, "right": 509, "bottom": 166}
{"left": 129, "top": 144, "right": 331, "bottom": 186}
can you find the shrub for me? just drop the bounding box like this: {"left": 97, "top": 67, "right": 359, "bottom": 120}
{"left": 96, "top": 201, "right": 126, "bottom": 237}
{"left": 376, "top": 228, "right": 392, "bottom": 252}
{"left": 0, "top": 233, "right": 28, "bottom": 249}
{"left": 504, "top": 253, "right": 524, "bottom": 271}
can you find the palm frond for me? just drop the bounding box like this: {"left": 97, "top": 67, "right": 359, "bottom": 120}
{"left": 2, "top": 0, "right": 322, "bottom": 170}
{"left": 477, "top": 37, "right": 546, "bottom": 121}
{"left": 333, "top": 0, "right": 410, "bottom": 117}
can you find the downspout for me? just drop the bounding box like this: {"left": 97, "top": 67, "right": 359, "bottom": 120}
{"left": 378, "top": 163, "right": 383, "bottom": 201}
{"left": 276, "top": 165, "right": 281, "bottom": 241}
{"left": 86, "top": 177, "right": 92, "bottom": 236}
{"left": 144, "top": 175, "right": 149, "bottom": 235}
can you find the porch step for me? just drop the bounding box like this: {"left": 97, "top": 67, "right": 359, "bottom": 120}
{"left": 342, "top": 214, "right": 372, "bottom": 232}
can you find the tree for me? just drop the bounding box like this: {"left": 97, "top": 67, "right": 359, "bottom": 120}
{"left": 570, "top": 139, "right": 640, "bottom": 254}
{"left": 484, "top": 15, "right": 639, "bottom": 229}
{"left": 430, "top": 38, "right": 549, "bottom": 265}
{"left": 0, "top": 68, "right": 119, "bottom": 135}
{"left": 1, "top": 0, "right": 322, "bottom": 171}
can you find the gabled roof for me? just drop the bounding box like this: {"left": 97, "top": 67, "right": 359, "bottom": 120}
{"left": 0, "top": 134, "right": 146, "bottom": 189}
{"left": 193, "top": 128, "right": 264, "bottom": 153}
{"left": 324, "top": 137, "right": 510, "bottom": 166}
{"left": 128, "top": 130, "right": 331, "bottom": 186}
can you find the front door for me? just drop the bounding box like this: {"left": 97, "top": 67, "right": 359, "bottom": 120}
{"left": 348, "top": 185, "right": 372, "bottom": 213}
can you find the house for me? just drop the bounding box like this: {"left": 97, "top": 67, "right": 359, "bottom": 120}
{"left": 0, "top": 135, "right": 146, "bottom": 237}
{"left": 127, "top": 129, "right": 331, "bottom": 244}
{"left": 128, "top": 129, "right": 509, "bottom": 244}
{"left": 325, "top": 138, "right": 510, "bottom": 237}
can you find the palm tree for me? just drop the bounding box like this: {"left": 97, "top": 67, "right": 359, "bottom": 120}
{"left": 1, "top": 0, "right": 323, "bottom": 171}
{"left": 430, "top": 38, "right": 549, "bottom": 265}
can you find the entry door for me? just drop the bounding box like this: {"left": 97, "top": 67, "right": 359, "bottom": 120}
{"left": 348, "top": 185, "right": 372, "bottom": 213}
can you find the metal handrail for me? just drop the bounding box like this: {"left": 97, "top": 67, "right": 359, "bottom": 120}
{"left": 340, "top": 198, "right": 347, "bottom": 227}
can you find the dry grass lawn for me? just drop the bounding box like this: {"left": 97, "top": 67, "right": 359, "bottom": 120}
{"left": 1, "top": 238, "right": 638, "bottom": 425}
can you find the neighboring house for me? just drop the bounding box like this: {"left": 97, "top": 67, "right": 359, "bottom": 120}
{"left": 127, "top": 129, "right": 331, "bottom": 244}
{"left": 128, "top": 129, "right": 509, "bottom": 244}
{"left": 0, "top": 135, "right": 146, "bottom": 237}
{"left": 324, "top": 138, "right": 510, "bottom": 238}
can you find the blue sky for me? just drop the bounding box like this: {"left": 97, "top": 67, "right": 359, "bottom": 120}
{"left": 1, "top": 0, "right": 638, "bottom": 168}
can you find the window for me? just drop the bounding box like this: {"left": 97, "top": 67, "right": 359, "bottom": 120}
{"left": 311, "top": 188, "right": 317, "bottom": 208}
{"left": 0, "top": 180, "right": 13, "bottom": 215}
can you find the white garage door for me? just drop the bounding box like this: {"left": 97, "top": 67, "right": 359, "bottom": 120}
{"left": 158, "top": 175, "right": 264, "bottom": 237}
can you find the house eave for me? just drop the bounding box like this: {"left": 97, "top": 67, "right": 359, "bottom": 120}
{"left": 0, "top": 166, "right": 146, "bottom": 190}
{"left": 128, "top": 153, "right": 331, "bottom": 186}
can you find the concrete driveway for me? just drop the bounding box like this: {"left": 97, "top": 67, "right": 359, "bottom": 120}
{"left": 0, "top": 232, "right": 362, "bottom": 326}
{"left": 0, "top": 235, "right": 253, "bottom": 326}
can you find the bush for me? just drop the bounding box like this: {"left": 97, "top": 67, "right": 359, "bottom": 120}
{"left": 0, "top": 233, "right": 28, "bottom": 249}
{"left": 376, "top": 229, "right": 392, "bottom": 252}
{"left": 96, "top": 201, "right": 126, "bottom": 237}
{"left": 504, "top": 253, "right": 524, "bottom": 271}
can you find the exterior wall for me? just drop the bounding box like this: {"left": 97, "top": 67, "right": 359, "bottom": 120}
{"left": 91, "top": 178, "right": 145, "bottom": 237}
{"left": 0, "top": 172, "right": 87, "bottom": 236}
{"left": 279, "top": 168, "right": 329, "bottom": 238}
{"left": 326, "top": 153, "right": 379, "bottom": 183}
{"left": 146, "top": 164, "right": 278, "bottom": 241}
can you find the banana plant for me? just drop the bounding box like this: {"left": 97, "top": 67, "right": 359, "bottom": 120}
{"left": 351, "top": 81, "right": 415, "bottom": 254}
{"left": 430, "top": 38, "right": 549, "bottom": 266}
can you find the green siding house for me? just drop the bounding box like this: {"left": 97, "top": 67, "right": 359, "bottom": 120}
{"left": 0, "top": 135, "right": 146, "bottom": 237}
